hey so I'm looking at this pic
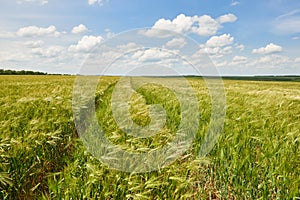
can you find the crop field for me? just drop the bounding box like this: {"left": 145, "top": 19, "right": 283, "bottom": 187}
{"left": 0, "top": 75, "right": 299, "bottom": 199}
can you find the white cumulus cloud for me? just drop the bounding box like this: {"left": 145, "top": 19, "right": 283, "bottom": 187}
{"left": 0, "top": 31, "right": 16, "bottom": 38}
{"left": 236, "top": 44, "right": 245, "bottom": 51}
{"left": 32, "top": 46, "right": 64, "bottom": 58}
{"left": 17, "top": 0, "right": 48, "bottom": 5}
{"left": 231, "top": 1, "right": 240, "bottom": 6}
{"left": 232, "top": 56, "right": 248, "bottom": 64}
{"left": 257, "top": 54, "right": 290, "bottom": 66}
{"left": 217, "top": 14, "right": 238, "bottom": 24}
{"left": 68, "top": 35, "right": 103, "bottom": 52}
{"left": 205, "top": 34, "right": 234, "bottom": 47}
{"left": 88, "top": 0, "right": 104, "bottom": 6}
{"left": 294, "top": 57, "right": 300, "bottom": 62}
{"left": 252, "top": 43, "right": 283, "bottom": 54}
{"left": 192, "top": 15, "right": 220, "bottom": 36}
{"left": 196, "top": 34, "right": 234, "bottom": 58}
{"left": 143, "top": 13, "right": 237, "bottom": 37}
{"left": 165, "top": 38, "right": 186, "bottom": 48}
{"left": 71, "top": 24, "right": 89, "bottom": 34}
{"left": 148, "top": 14, "right": 194, "bottom": 35}
{"left": 17, "top": 25, "right": 60, "bottom": 37}
{"left": 25, "top": 40, "right": 44, "bottom": 48}
{"left": 132, "top": 48, "right": 179, "bottom": 63}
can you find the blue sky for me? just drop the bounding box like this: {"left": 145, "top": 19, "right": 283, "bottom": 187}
{"left": 0, "top": 0, "right": 300, "bottom": 75}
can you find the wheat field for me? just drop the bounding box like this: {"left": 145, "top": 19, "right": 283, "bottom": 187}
{"left": 0, "top": 75, "right": 299, "bottom": 199}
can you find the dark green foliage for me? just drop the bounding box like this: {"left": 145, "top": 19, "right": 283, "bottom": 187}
{"left": 0, "top": 69, "right": 48, "bottom": 75}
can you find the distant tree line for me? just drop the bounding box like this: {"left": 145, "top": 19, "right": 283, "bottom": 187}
{"left": 0, "top": 69, "right": 47, "bottom": 75}
{"left": 222, "top": 75, "right": 300, "bottom": 82}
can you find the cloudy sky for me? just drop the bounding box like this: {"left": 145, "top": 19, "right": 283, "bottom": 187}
{"left": 0, "top": 0, "right": 300, "bottom": 75}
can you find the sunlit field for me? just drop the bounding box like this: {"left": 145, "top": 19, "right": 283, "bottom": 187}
{"left": 0, "top": 75, "right": 299, "bottom": 199}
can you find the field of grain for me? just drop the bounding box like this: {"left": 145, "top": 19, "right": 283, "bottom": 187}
{"left": 0, "top": 75, "right": 299, "bottom": 199}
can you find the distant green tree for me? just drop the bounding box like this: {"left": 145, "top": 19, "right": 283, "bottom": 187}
{"left": 0, "top": 69, "right": 47, "bottom": 75}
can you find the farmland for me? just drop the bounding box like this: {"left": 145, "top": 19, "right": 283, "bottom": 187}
{"left": 0, "top": 75, "right": 299, "bottom": 199}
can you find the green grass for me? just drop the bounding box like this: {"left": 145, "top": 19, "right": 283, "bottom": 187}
{"left": 0, "top": 75, "right": 299, "bottom": 199}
